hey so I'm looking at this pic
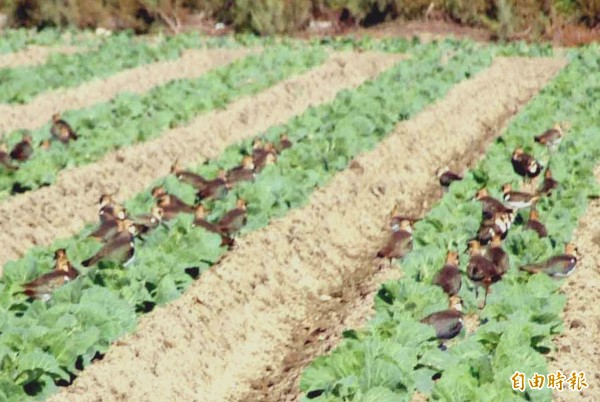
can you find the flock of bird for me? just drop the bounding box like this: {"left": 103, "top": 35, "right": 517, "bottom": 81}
{"left": 19, "top": 132, "right": 292, "bottom": 302}
{"left": 376, "top": 123, "right": 578, "bottom": 341}
{"left": 0, "top": 114, "right": 78, "bottom": 171}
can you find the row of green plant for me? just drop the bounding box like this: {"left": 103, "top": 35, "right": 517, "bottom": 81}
{"left": 0, "top": 39, "right": 495, "bottom": 401}
{"left": 0, "top": 30, "right": 264, "bottom": 104}
{"left": 0, "top": 28, "right": 84, "bottom": 54}
{"left": 0, "top": 45, "right": 328, "bottom": 199}
{"left": 300, "top": 45, "right": 600, "bottom": 401}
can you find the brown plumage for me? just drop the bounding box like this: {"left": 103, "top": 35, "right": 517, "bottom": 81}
{"left": 538, "top": 167, "right": 559, "bottom": 196}
{"left": 377, "top": 219, "right": 413, "bottom": 265}
{"left": 437, "top": 166, "right": 463, "bottom": 189}
{"left": 226, "top": 155, "right": 255, "bottom": 185}
{"left": 520, "top": 243, "right": 578, "bottom": 277}
{"left": 9, "top": 133, "right": 33, "bottom": 162}
{"left": 474, "top": 188, "right": 513, "bottom": 220}
{"left": 467, "top": 240, "right": 503, "bottom": 308}
{"left": 97, "top": 194, "right": 125, "bottom": 223}
{"left": 193, "top": 204, "right": 235, "bottom": 247}
{"left": 252, "top": 141, "right": 277, "bottom": 172}
{"left": 486, "top": 235, "right": 510, "bottom": 276}
{"left": 82, "top": 220, "right": 137, "bottom": 267}
{"left": 217, "top": 199, "right": 248, "bottom": 237}
{"left": 420, "top": 298, "right": 463, "bottom": 340}
{"left": 534, "top": 124, "right": 563, "bottom": 151}
{"left": 155, "top": 193, "right": 195, "bottom": 221}
{"left": 525, "top": 209, "right": 548, "bottom": 238}
{"left": 23, "top": 249, "right": 79, "bottom": 301}
{"left": 511, "top": 148, "right": 543, "bottom": 182}
{"left": 432, "top": 251, "right": 462, "bottom": 296}
{"left": 132, "top": 206, "right": 163, "bottom": 236}
{"left": 0, "top": 143, "right": 18, "bottom": 171}
{"left": 502, "top": 183, "right": 540, "bottom": 210}
{"left": 171, "top": 161, "right": 209, "bottom": 190}
{"left": 275, "top": 134, "right": 293, "bottom": 153}
{"left": 388, "top": 204, "right": 420, "bottom": 231}
{"left": 197, "top": 170, "right": 228, "bottom": 201}
{"left": 50, "top": 113, "right": 78, "bottom": 144}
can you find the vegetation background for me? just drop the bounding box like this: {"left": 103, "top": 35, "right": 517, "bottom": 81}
{"left": 0, "top": 0, "right": 598, "bottom": 41}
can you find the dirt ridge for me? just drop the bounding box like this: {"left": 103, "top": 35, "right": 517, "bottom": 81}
{"left": 0, "top": 51, "right": 402, "bottom": 271}
{"left": 550, "top": 168, "right": 600, "bottom": 401}
{"left": 47, "top": 56, "right": 565, "bottom": 402}
{"left": 0, "top": 45, "right": 79, "bottom": 70}
{"left": 0, "top": 48, "right": 249, "bottom": 135}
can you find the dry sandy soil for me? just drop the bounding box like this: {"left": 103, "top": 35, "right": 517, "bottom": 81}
{"left": 0, "top": 45, "right": 79, "bottom": 69}
{"left": 0, "top": 51, "right": 401, "bottom": 271}
{"left": 0, "top": 48, "right": 248, "bottom": 135}
{"left": 46, "top": 56, "right": 565, "bottom": 402}
{"left": 550, "top": 168, "right": 600, "bottom": 401}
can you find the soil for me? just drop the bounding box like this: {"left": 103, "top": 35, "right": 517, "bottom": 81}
{"left": 47, "top": 56, "right": 565, "bottom": 402}
{"left": 549, "top": 168, "right": 600, "bottom": 401}
{"left": 0, "top": 48, "right": 248, "bottom": 135}
{"left": 0, "top": 45, "right": 79, "bottom": 69}
{"left": 0, "top": 51, "right": 401, "bottom": 271}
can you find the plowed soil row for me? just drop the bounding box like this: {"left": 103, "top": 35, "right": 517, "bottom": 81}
{"left": 48, "top": 56, "right": 565, "bottom": 402}
{"left": 0, "top": 45, "right": 79, "bottom": 69}
{"left": 0, "top": 48, "right": 248, "bottom": 135}
{"left": 0, "top": 51, "right": 401, "bottom": 271}
{"left": 550, "top": 168, "right": 600, "bottom": 401}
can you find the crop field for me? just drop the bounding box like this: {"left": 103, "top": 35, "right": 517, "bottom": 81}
{"left": 0, "top": 29, "right": 598, "bottom": 402}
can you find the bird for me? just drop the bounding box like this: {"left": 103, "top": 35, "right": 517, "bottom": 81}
{"left": 82, "top": 220, "right": 137, "bottom": 267}
{"left": 420, "top": 297, "right": 463, "bottom": 340}
{"left": 226, "top": 155, "right": 256, "bottom": 185}
{"left": 275, "top": 134, "right": 293, "bottom": 153}
{"left": 538, "top": 167, "right": 559, "bottom": 196}
{"left": 388, "top": 204, "right": 420, "bottom": 231}
{"left": 432, "top": 250, "right": 462, "bottom": 297}
{"left": 252, "top": 141, "right": 277, "bottom": 172}
{"left": 467, "top": 240, "right": 503, "bottom": 308}
{"left": 534, "top": 124, "right": 563, "bottom": 152}
{"left": 22, "top": 249, "right": 79, "bottom": 302}
{"left": 511, "top": 148, "right": 543, "bottom": 183}
{"left": 196, "top": 170, "right": 228, "bottom": 201}
{"left": 171, "top": 160, "right": 209, "bottom": 190}
{"left": 476, "top": 210, "right": 513, "bottom": 245}
{"left": 9, "top": 133, "right": 33, "bottom": 162}
{"left": 217, "top": 199, "right": 248, "bottom": 239}
{"left": 437, "top": 166, "right": 463, "bottom": 189}
{"left": 0, "top": 143, "right": 18, "bottom": 171}
{"left": 132, "top": 206, "right": 164, "bottom": 236}
{"left": 97, "top": 194, "right": 125, "bottom": 223}
{"left": 520, "top": 243, "right": 578, "bottom": 278}
{"left": 376, "top": 219, "right": 413, "bottom": 266}
{"left": 474, "top": 188, "right": 513, "bottom": 220}
{"left": 88, "top": 204, "right": 127, "bottom": 242}
{"left": 153, "top": 188, "right": 195, "bottom": 221}
{"left": 502, "top": 183, "right": 539, "bottom": 210}
{"left": 485, "top": 234, "right": 509, "bottom": 276}
{"left": 525, "top": 208, "right": 548, "bottom": 238}
{"left": 50, "top": 113, "right": 78, "bottom": 144}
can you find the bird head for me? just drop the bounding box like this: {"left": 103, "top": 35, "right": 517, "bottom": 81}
{"left": 151, "top": 186, "right": 166, "bottom": 199}
{"left": 544, "top": 167, "right": 553, "bottom": 179}
{"left": 51, "top": 113, "right": 61, "bottom": 123}
{"left": 436, "top": 166, "right": 450, "bottom": 178}
{"left": 217, "top": 169, "right": 227, "bottom": 180}
{"left": 194, "top": 204, "right": 207, "bottom": 219}
{"left": 170, "top": 160, "right": 184, "bottom": 174}
{"left": 565, "top": 243, "right": 578, "bottom": 257}
{"left": 446, "top": 250, "right": 459, "bottom": 265}
{"left": 529, "top": 208, "right": 539, "bottom": 221}
{"left": 491, "top": 234, "right": 503, "bottom": 247}
{"left": 553, "top": 122, "right": 564, "bottom": 133}
{"left": 252, "top": 139, "right": 263, "bottom": 149}
{"left": 241, "top": 155, "right": 255, "bottom": 170}
{"left": 156, "top": 194, "right": 171, "bottom": 208}
{"left": 280, "top": 133, "right": 289, "bottom": 141}
{"left": 264, "top": 153, "right": 277, "bottom": 166}
{"left": 467, "top": 240, "right": 482, "bottom": 255}
{"left": 98, "top": 193, "right": 115, "bottom": 208}
{"left": 449, "top": 295, "right": 463, "bottom": 312}
{"left": 54, "top": 249, "right": 71, "bottom": 272}
{"left": 474, "top": 188, "right": 489, "bottom": 200}
{"left": 0, "top": 143, "right": 7, "bottom": 152}
{"left": 264, "top": 142, "right": 276, "bottom": 153}
{"left": 512, "top": 148, "right": 524, "bottom": 158}
{"left": 501, "top": 183, "right": 513, "bottom": 194}
{"left": 150, "top": 206, "right": 163, "bottom": 221}
{"left": 398, "top": 219, "right": 412, "bottom": 233}
{"left": 235, "top": 198, "right": 247, "bottom": 210}
{"left": 22, "top": 133, "right": 32, "bottom": 144}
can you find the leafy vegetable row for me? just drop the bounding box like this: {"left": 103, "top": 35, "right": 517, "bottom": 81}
{"left": 0, "top": 31, "right": 262, "bottom": 104}
{"left": 300, "top": 45, "right": 600, "bottom": 402}
{"left": 0, "top": 28, "right": 88, "bottom": 55}
{"left": 0, "top": 45, "right": 328, "bottom": 199}
{"left": 0, "top": 39, "right": 494, "bottom": 401}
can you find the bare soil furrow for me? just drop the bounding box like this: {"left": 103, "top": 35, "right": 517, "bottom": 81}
{"left": 0, "top": 51, "right": 401, "bottom": 271}
{"left": 550, "top": 168, "right": 600, "bottom": 401}
{"left": 0, "top": 45, "right": 79, "bottom": 69}
{"left": 48, "top": 56, "right": 565, "bottom": 402}
{"left": 0, "top": 48, "right": 248, "bottom": 135}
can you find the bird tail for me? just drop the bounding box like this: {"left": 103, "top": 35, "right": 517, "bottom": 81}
{"left": 220, "top": 235, "right": 235, "bottom": 248}
{"left": 22, "top": 287, "right": 36, "bottom": 298}
{"left": 534, "top": 135, "right": 542, "bottom": 144}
